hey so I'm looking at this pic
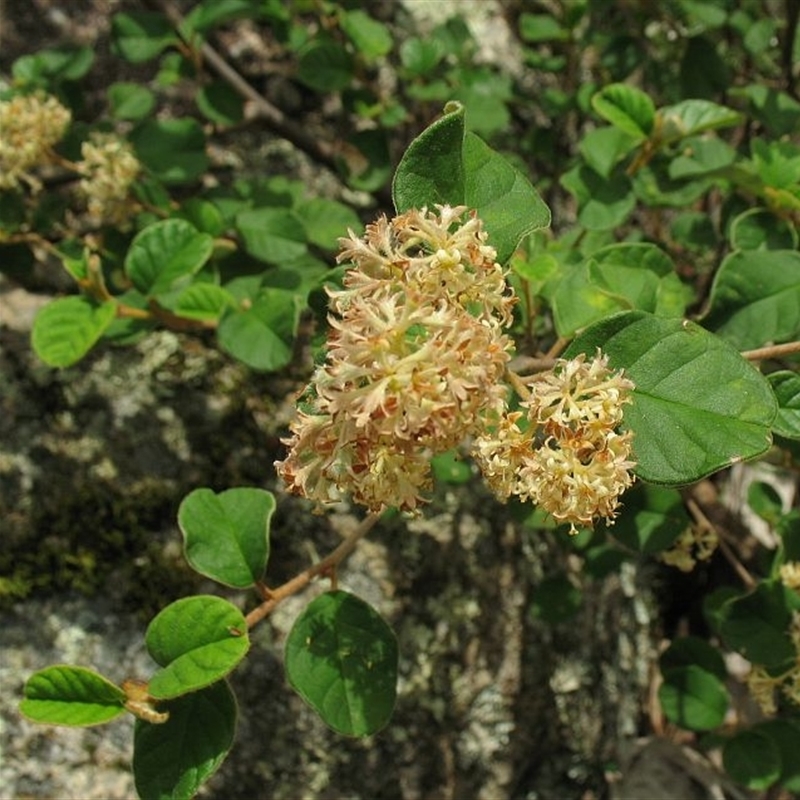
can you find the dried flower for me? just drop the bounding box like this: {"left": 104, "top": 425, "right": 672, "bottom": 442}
{"left": 276, "top": 205, "right": 516, "bottom": 513}
{"left": 746, "top": 665, "right": 779, "bottom": 716}
{"left": 0, "top": 92, "right": 71, "bottom": 190}
{"left": 472, "top": 352, "right": 636, "bottom": 533}
{"left": 78, "top": 133, "right": 141, "bottom": 226}
{"left": 659, "top": 525, "right": 718, "bottom": 572}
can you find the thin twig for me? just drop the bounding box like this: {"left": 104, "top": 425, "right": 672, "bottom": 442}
{"left": 742, "top": 340, "right": 800, "bottom": 361}
{"left": 244, "top": 512, "right": 381, "bottom": 629}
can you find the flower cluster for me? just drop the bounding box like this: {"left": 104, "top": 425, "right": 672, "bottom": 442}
{"left": 275, "top": 205, "right": 515, "bottom": 513}
{"left": 78, "top": 133, "right": 141, "bottom": 226}
{"left": 746, "top": 611, "right": 800, "bottom": 715}
{"left": 659, "top": 524, "right": 718, "bottom": 572}
{"left": 0, "top": 92, "right": 71, "bottom": 190}
{"left": 472, "top": 352, "right": 636, "bottom": 532}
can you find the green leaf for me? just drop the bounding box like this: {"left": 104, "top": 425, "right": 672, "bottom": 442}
{"left": 340, "top": 10, "right": 393, "bottom": 59}
{"left": 399, "top": 38, "right": 443, "bottom": 75}
{"left": 196, "top": 81, "right": 244, "bottom": 126}
{"left": 236, "top": 208, "right": 308, "bottom": 264}
{"left": 754, "top": 719, "right": 800, "bottom": 791}
{"left": 660, "top": 636, "right": 726, "bottom": 680}
{"left": 178, "top": 487, "right": 275, "bottom": 588}
{"left": 611, "top": 484, "right": 689, "bottom": 554}
{"left": 163, "top": 282, "right": 235, "bottom": 321}
{"left": 722, "top": 730, "right": 781, "bottom": 790}
{"left": 591, "top": 83, "right": 655, "bottom": 141}
{"left": 430, "top": 450, "right": 472, "bottom": 484}
{"left": 111, "top": 11, "right": 178, "bottom": 63}
{"left": 667, "top": 136, "right": 736, "bottom": 179}
{"left": 12, "top": 45, "right": 94, "bottom": 85}
{"left": 658, "top": 665, "right": 728, "bottom": 731}
{"left": 658, "top": 99, "right": 742, "bottom": 141}
{"left": 130, "top": 118, "right": 209, "bottom": 185}
{"left": 551, "top": 262, "right": 628, "bottom": 336}
{"left": 732, "top": 85, "right": 800, "bottom": 137}
{"left": 285, "top": 590, "right": 398, "bottom": 737}
{"left": 564, "top": 311, "right": 777, "bottom": 485}
{"left": 125, "top": 219, "right": 214, "bottom": 297}
{"left": 393, "top": 104, "right": 550, "bottom": 264}
{"left": 108, "top": 81, "right": 156, "bottom": 121}
{"left": 769, "top": 371, "right": 800, "bottom": 439}
{"left": 145, "top": 596, "right": 250, "bottom": 700}
{"left": 718, "top": 581, "right": 800, "bottom": 672}
{"left": 296, "top": 39, "right": 354, "bottom": 93}
{"left": 729, "top": 208, "right": 798, "bottom": 251}
{"left": 133, "top": 680, "right": 237, "bottom": 800}
{"left": 704, "top": 250, "right": 800, "bottom": 349}
{"left": 21, "top": 666, "right": 126, "bottom": 726}
{"left": 578, "top": 126, "right": 639, "bottom": 178}
{"left": 519, "top": 13, "right": 569, "bottom": 43}
{"left": 295, "top": 197, "right": 362, "bottom": 250}
{"left": 32, "top": 297, "right": 117, "bottom": 368}
{"left": 217, "top": 287, "right": 302, "bottom": 371}
{"left": 182, "top": 0, "right": 259, "bottom": 34}
{"left": 560, "top": 164, "right": 634, "bottom": 230}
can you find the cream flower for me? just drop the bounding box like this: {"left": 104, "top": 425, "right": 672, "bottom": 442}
{"left": 276, "top": 205, "right": 516, "bottom": 513}
{"left": 0, "top": 92, "right": 71, "bottom": 190}
{"left": 78, "top": 133, "right": 141, "bottom": 226}
{"left": 472, "top": 351, "right": 636, "bottom": 532}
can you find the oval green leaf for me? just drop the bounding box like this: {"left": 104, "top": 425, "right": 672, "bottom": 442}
{"left": 285, "top": 590, "right": 398, "bottom": 737}
{"left": 722, "top": 730, "right": 781, "bottom": 790}
{"left": 178, "top": 487, "right": 275, "bottom": 588}
{"left": 658, "top": 665, "right": 728, "bottom": 731}
{"left": 145, "top": 596, "right": 249, "bottom": 700}
{"left": 718, "top": 580, "right": 800, "bottom": 672}
{"left": 392, "top": 103, "right": 550, "bottom": 264}
{"left": 591, "top": 83, "right": 656, "bottom": 141}
{"left": 130, "top": 118, "right": 209, "bottom": 185}
{"left": 564, "top": 311, "right": 777, "bottom": 485}
{"left": 769, "top": 371, "right": 800, "bottom": 439}
{"left": 659, "top": 636, "right": 726, "bottom": 680}
{"left": 125, "top": 219, "right": 214, "bottom": 297}
{"left": 111, "top": 11, "right": 178, "bottom": 63}
{"left": 704, "top": 249, "right": 800, "bottom": 349}
{"left": 754, "top": 719, "right": 800, "bottom": 791}
{"left": 217, "top": 287, "right": 302, "bottom": 371}
{"left": 235, "top": 207, "right": 308, "bottom": 264}
{"left": 21, "top": 665, "right": 126, "bottom": 727}
{"left": 133, "top": 680, "right": 237, "bottom": 800}
{"left": 32, "top": 296, "right": 117, "bottom": 368}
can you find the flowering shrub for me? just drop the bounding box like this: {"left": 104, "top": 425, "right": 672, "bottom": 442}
{"left": 6, "top": 2, "right": 800, "bottom": 798}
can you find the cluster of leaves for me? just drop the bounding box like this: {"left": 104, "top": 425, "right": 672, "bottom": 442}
{"left": 9, "top": 0, "right": 800, "bottom": 797}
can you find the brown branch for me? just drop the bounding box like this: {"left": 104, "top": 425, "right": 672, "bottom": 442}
{"left": 244, "top": 512, "right": 381, "bottom": 629}
{"left": 742, "top": 340, "right": 800, "bottom": 361}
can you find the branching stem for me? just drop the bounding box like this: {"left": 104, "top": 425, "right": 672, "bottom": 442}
{"left": 244, "top": 512, "right": 382, "bottom": 629}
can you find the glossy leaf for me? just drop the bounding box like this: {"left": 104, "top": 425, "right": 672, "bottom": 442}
{"left": 166, "top": 283, "right": 235, "bottom": 321}
{"left": 125, "top": 219, "right": 214, "bottom": 297}
{"left": 769, "top": 371, "right": 800, "bottom": 439}
{"left": 133, "top": 680, "right": 237, "bottom": 800}
{"left": 392, "top": 103, "right": 550, "bottom": 264}
{"left": 564, "top": 311, "right": 777, "bottom": 484}
{"left": 658, "top": 665, "right": 728, "bottom": 730}
{"left": 178, "top": 487, "right": 275, "bottom": 588}
{"left": 611, "top": 484, "right": 689, "bottom": 554}
{"left": 718, "top": 581, "right": 800, "bottom": 672}
{"left": 285, "top": 590, "right": 398, "bottom": 737}
{"left": 145, "top": 596, "right": 249, "bottom": 700}
{"left": 704, "top": 250, "right": 800, "bottom": 349}
{"left": 591, "top": 83, "right": 655, "bottom": 141}
{"left": 340, "top": 10, "right": 393, "bottom": 59}
{"left": 196, "top": 81, "right": 244, "bottom": 126}
{"left": 217, "top": 287, "right": 302, "bottom": 371}
{"left": 722, "top": 730, "right": 781, "bottom": 790}
{"left": 32, "top": 297, "right": 116, "bottom": 368}
{"left": 21, "top": 666, "right": 126, "bottom": 726}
